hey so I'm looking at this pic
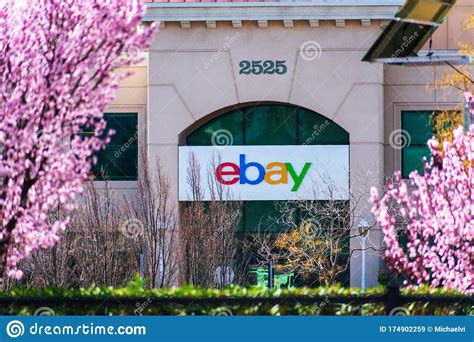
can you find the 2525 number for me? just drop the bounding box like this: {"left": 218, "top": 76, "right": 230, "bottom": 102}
{"left": 239, "top": 60, "right": 287, "bottom": 75}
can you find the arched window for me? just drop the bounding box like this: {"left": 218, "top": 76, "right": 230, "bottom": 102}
{"left": 185, "top": 104, "right": 349, "bottom": 232}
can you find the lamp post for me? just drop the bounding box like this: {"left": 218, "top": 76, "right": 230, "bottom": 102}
{"left": 357, "top": 218, "right": 370, "bottom": 292}
{"left": 268, "top": 260, "right": 274, "bottom": 289}
{"left": 139, "top": 240, "right": 145, "bottom": 284}
{"left": 464, "top": 92, "right": 473, "bottom": 132}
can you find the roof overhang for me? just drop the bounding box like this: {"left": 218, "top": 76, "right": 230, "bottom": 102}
{"left": 143, "top": 1, "right": 404, "bottom": 22}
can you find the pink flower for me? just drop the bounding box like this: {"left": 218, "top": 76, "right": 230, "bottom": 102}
{"left": 0, "top": 0, "right": 156, "bottom": 278}
{"left": 371, "top": 125, "right": 473, "bottom": 293}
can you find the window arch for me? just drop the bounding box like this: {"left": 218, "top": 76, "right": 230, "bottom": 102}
{"left": 185, "top": 104, "right": 349, "bottom": 233}
{"left": 187, "top": 104, "right": 349, "bottom": 146}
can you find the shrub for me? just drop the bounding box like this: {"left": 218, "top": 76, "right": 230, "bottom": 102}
{"left": 0, "top": 281, "right": 471, "bottom": 316}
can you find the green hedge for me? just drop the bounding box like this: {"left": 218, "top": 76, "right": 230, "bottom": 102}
{"left": 1, "top": 280, "right": 471, "bottom": 316}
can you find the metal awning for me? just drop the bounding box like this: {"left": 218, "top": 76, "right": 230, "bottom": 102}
{"left": 394, "top": 0, "right": 456, "bottom": 23}
{"left": 362, "top": 0, "right": 457, "bottom": 62}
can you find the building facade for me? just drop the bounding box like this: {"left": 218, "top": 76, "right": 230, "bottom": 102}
{"left": 98, "top": 0, "right": 473, "bottom": 287}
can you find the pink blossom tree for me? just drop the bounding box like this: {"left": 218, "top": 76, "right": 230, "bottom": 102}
{"left": 0, "top": 0, "right": 156, "bottom": 279}
{"left": 371, "top": 123, "right": 473, "bottom": 293}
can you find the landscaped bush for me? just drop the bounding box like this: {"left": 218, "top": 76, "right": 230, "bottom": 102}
{"left": 0, "top": 279, "right": 471, "bottom": 316}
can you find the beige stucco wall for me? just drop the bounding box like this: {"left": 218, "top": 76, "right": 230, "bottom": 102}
{"left": 147, "top": 19, "right": 385, "bottom": 287}
{"left": 104, "top": 1, "right": 473, "bottom": 287}
{"left": 383, "top": 63, "right": 473, "bottom": 177}
{"left": 383, "top": 0, "right": 474, "bottom": 176}
{"left": 96, "top": 65, "right": 147, "bottom": 196}
{"left": 429, "top": 0, "right": 474, "bottom": 50}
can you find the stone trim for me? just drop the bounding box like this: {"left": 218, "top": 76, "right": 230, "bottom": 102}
{"left": 144, "top": 1, "right": 403, "bottom": 23}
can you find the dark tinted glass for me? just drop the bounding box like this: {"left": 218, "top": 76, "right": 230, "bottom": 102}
{"left": 186, "top": 105, "right": 349, "bottom": 146}
{"left": 105, "top": 113, "right": 138, "bottom": 146}
{"left": 402, "top": 111, "right": 434, "bottom": 144}
{"left": 93, "top": 146, "right": 138, "bottom": 180}
{"left": 402, "top": 146, "right": 430, "bottom": 178}
{"left": 401, "top": 111, "right": 435, "bottom": 178}
{"left": 91, "top": 113, "right": 138, "bottom": 181}
{"left": 245, "top": 106, "right": 297, "bottom": 145}
{"left": 298, "top": 109, "right": 349, "bottom": 145}
{"left": 185, "top": 105, "right": 350, "bottom": 234}
{"left": 244, "top": 201, "right": 287, "bottom": 233}
{"left": 187, "top": 110, "right": 244, "bottom": 146}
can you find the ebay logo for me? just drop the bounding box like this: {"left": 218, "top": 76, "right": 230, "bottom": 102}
{"left": 215, "top": 154, "right": 311, "bottom": 191}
